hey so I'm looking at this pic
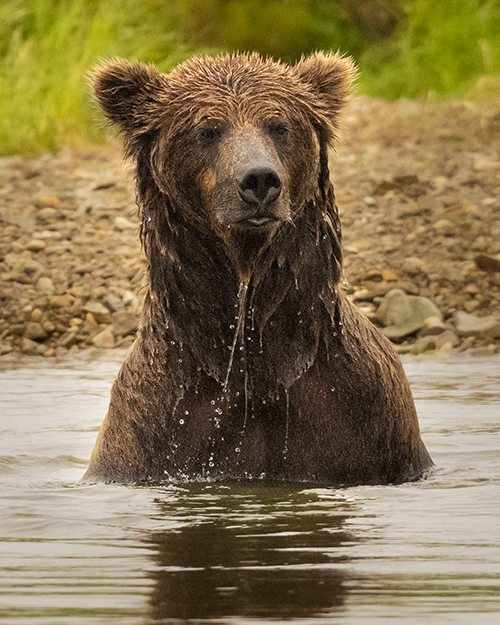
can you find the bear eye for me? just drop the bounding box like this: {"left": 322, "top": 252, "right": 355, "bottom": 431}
{"left": 198, "top": 124, "right": 223, "bottom": 146}
{"left": 267, "top": 120, "right": 289, "bottom": 139}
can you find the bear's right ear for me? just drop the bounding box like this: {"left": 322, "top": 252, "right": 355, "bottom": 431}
{"left": 92, "top": 59, "right": 165, "bottom": 138}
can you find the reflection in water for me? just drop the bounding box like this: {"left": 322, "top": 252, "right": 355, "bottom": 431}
{"left": 145, "top": 486, "right": 352, "bottom": 621}
{"left": 0, "top": 353, "right": 500, "bottom": 623}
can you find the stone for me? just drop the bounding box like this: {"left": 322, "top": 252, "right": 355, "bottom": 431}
{"left": 59, "top": 331, "right": 79, "bottom": 349}
{"left": 381, "top": 322, "right": 423, "bottom": 343}
{"left": 377, "top": 289, "right": 442, "bottom": 329}
{"left": 25, "top": 239, "right": 46, "bottom": 252}
{"left": 82, "top": 301, "right": 111, "bottom": 324}
{"left": 432, "top": 219, "right": 455, "bottom": 236}
{"left": 420, "top": 316, "right": 447, "bottom": 336}
{"left": 0, "top": 342, "right": 13, "bottom": 355}
{"left": 466, "top": 345, "right": 497, "bottom": 357}
{"left": 114, "top": 216, "right": 137, "bottom": 231}
{"left": 454, "top": 311, "right": 500, "bottom": 339}
{"left": 36, "top": 276, "right": 54, "bottom": 294}
{"left": 31, "top": 308, "right": 44, "bottom": 323}
{"left": 50, "top": 294, "right": 75, "bottom": 309}
{"left": 401, "top": 257, "right": 425, "bottom": 276}
{"left": 111, "top": 310, "right": 137, "bottom": 337}
{"left": 474, "top": 254, "right": 500, "bottom": 273}
{"left": 38, "top": 195, "right": 60, "bottom": 207}
{"left": 410, "top": 336, "right": 437, "bottom": 355}
{"left": 24, "top": 322, "right": 48, "bottom": 341}
{"left": 103, "top": 293, "right": 124, "bottom": 313}
{"left": 42, "top": 320, "right": 56, "bottom": 334}
{"left": 434, "top": 330, "right": 460, "bottom": 350}
{"left": 21, "top": 337, "right": 40, "bottom": 355}
{"left": 91, "top": 326, "right": 115, "bottom": 349}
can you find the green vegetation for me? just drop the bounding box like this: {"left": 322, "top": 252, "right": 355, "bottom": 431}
{"left": 1, "top": 0, "right": 499, "bottom": 155}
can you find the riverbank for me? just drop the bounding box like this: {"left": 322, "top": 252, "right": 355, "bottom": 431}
{"left": 1, "top": 96, "right": 499, "bottom": 359}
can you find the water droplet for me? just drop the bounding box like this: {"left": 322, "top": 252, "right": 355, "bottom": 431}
{"left": 229, "top": 324, "right": 235, "bottom": 330}
{"left": 171, "top": 340, "right": 176, "bottom": 345}
{"left": 210, "top": 400, "right": 215, "bottom": 405}
{"left": 235, "top": 447, "right": 241, "bottom": 453}
{"left": 184, "top": 410, "right": 189, "bottom": 415}
{"left": 215, "top": 407, "right": 222, "bottom": 415}
{"left": 179, "top": 419, "right": 184, "bottom": 425}
{"left": 149, "top": 359, "right": 153, "bottom": 365}
{"left": 331, "top": 387, "right": 335, "bottom": 392}
{"left": 334, "top": 353, "right": 339, "bottom": 358}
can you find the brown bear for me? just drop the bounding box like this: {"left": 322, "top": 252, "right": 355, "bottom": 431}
{"left": 82, "top": 52, "right": 433, "bottom": 485}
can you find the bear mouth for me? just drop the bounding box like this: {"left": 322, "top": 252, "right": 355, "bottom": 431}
{"left": 242, "top": 216, "right": 278, "bottom": 228}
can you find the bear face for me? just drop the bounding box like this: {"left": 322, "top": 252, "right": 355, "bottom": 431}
{"left": 93, "top": 53, "right": 355, "bottom": 278}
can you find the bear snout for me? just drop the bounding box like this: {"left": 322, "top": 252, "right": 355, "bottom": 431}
{"left": 237, "top": 166, "right": 282, "bottom": 206}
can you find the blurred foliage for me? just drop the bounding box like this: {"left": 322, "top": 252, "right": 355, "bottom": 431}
{"left": 0, "top": 0, "right": 499, "bottom": 155}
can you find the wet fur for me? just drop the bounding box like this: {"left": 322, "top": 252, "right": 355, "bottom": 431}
{"left": 83, "top": 52, "right": 432, "bottom": 485}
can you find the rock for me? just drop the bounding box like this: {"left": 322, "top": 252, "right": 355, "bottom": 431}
{"left": 432, "top": 219, "right": 455, "bottom": 236}
{"left": 0, "top": 342, "right": 13, "bottom": 355}
{"left": 24, "top": 322, "right": 48, "bottom": 341}
{"left": 59, "top": 331, "right": 79, "bottom": 349}
{"left": 463, "top": 300, "right": 480, "bottom": 313}
{"left": 42, "top": 320, "right": 55, "bottom": 334}
{"left": 91, "top": 326, "right": 115, "bottom": 349}
{"left": 454, "top": 311, "right": 500, "bottom": 339}
{"left": 466, "top": 345, "right": 497, "bottom": 357}
{"left": 353, "top": 281, "right": 419, "bottom": 302}
{"left": 21, "top": 337, "right": 40, "bottom": 355}
{"left": 50, "top": 294, "right": 75, "bottom": 309}
{"left": 381, "top": 322, "right": 423, "bottom": 342}
{"left": 377, "top": 289, "right": 442, "bottom": 329}
{"left": 114, "top": 216, "right": 137, "bottom": 231}
{"left": 36, "top": 276, "right": 54, "bottom": 294}
{"left": 38, "top": 195, "right": 60, "bottom": 207}
{"left": 111, "top": 310, "right": 137, "bottom": 337}
{"left": 410, "top": 336, "right": 437, "bottom": 355}
{"left": 474, "top": 254, "right": 500, "bottom": 273}
{"left": 9, "top": 259, "right": 44, "bottom": 284}
{"left": 103, "top": 293, "right": 124, "bottom": 313}
{"left": 37, "top": 207, "right": 57, "bottom": 221}
{"left": 420, "top": 316, "right": 447, "bottom": 336}
{"left": 82, "top": 301, "right": 111, "bottom": 324}
{"left": 401, "top": 257, "right": 425, "bottom": 276}
{"left": 434, "top": 330, "right": 460, "bottom": 350}
{"left": 31, "top": 308, "right": 44, "bottom": 323}
{"left": 25, "top": 239, "right": 46, "bottom": 252}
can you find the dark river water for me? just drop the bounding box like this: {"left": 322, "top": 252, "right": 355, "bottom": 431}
{"left": 0, "top": 350, "right": 499, "bottom": 624}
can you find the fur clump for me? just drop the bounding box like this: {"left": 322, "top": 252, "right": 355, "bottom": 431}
{"left": 83, "top": 52, "right": 432, "bottom": 486}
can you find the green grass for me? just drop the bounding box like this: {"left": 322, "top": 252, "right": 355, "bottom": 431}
{"left": 360, "top": 0, "right": 500, "bottom": 98}
{"left": 1, "top": 0, "right": 499, "bottom": 156}
{"left": 0, "top": 0, "right": 191, "bottom": 155}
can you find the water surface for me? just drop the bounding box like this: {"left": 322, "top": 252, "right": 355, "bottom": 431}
{"left": 1, "top": 351, "right": 499, "bottom": 624}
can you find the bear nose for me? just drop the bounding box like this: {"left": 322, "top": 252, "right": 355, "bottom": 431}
{"left": 237, "top": 167, "right": 282, "bottom": 206}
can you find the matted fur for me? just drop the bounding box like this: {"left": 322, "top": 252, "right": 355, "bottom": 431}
{"left": 83, "top": 52, "right": 432, "bottom": 485}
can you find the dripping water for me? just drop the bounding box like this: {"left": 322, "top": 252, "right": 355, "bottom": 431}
{"left": 223, "top": 282, "right": 248, "bottom": 392}
{"left": 283, "top": 390, "right": 290, "bottom": 459}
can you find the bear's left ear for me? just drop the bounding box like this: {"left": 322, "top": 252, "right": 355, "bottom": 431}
{"left": 292, "top": 52, "right": 356, "bottom": 126}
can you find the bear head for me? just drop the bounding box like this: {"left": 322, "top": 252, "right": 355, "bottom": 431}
{"left": 92, "top": 52, "right": 355, "bottom": 280}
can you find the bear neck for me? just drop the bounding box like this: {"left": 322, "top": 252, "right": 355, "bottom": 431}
{"left": 138, "top": 166, "right": 342, "bottom": 394}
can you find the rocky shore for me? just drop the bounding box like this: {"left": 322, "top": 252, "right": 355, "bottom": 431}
{"left": 1, "top": 96, "right": 499, "bottom": 360}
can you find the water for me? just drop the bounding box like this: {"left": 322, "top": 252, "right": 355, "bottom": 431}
{"left": 0, "top": 350, "right": 499, "bottom": 624}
